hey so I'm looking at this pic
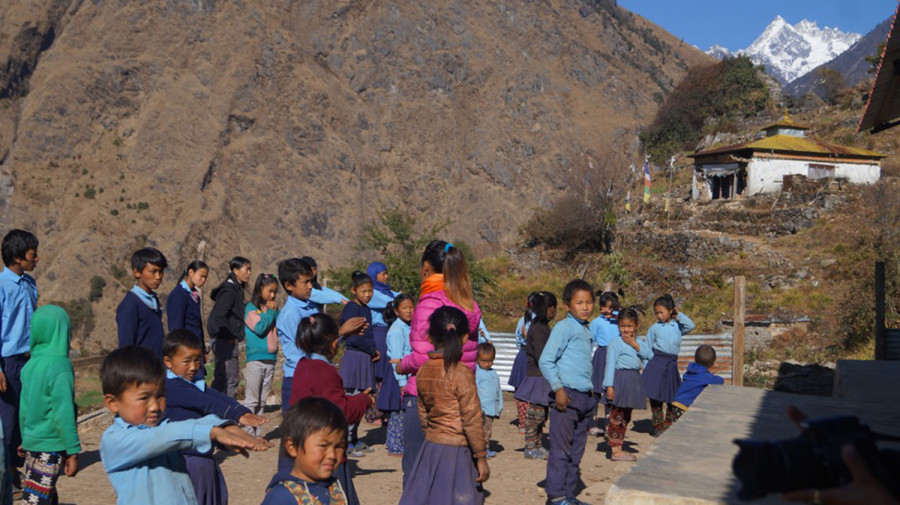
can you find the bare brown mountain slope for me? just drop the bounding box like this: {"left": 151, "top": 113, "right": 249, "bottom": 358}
{"left": 0, "top": 0, "right": 708, "bottom": 351}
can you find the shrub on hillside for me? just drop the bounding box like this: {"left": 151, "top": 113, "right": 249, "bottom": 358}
{"left": 640, "top": 55, "right": 769, "bottom": 164}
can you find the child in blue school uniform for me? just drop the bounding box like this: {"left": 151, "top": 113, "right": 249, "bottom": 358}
{"left": 301, "top": 257, "right": 349, "bottom": 311}
{"left": 338, "top": 271, "right": 381, "bottom": 457}
{"left": 99, "top": 346, "right": 270, "bottom": 505}
{"left": 162, "top": 330, "right": 268, "bottom": 505}
{"left": 539, "top": 280, "right": 597, "bottom": 505}
{"left": 115, "top": 248, "right": 168, "bottom": 357}
{"left": 604, "top": 307, "right": 651, "bottom": 461}
{"left": 588, "top": 290, "right": 621, "bottom": 436}
{"left": 366, "top": 262, "right": 398, "bottom": 400}
{"left": 475, "top": 342, "right": 502, "bottom": 459}
{"left": 666, "top": 345, "right": 724, "bottom": 429}
{"left": 515, "top": 291, "right": 557, "bottom": 460}
{"left": 642, "top": 294, "right": 695, "bottom": 436}
{"left": 509, "top": 292, "right": 539, "bottom": 434}
{"left": 276, "top": 258, "right": 316, "bottom": 411}
{"left": 381, "top": 294, "right": 414, "bottom": 456}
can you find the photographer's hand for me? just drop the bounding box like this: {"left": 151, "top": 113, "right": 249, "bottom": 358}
{"left": 782, "top": 445, "right": 899, "bottom": 505}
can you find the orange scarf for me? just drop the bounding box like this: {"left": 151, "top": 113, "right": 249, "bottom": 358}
{"left": 420, "top": 274, "right": 444, "bottom": 296}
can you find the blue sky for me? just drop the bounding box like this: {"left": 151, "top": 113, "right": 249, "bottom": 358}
{"left": 617, "top": 0, "right": 898, "bottom": 51}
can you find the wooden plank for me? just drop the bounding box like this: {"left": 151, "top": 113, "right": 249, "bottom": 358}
{"left": 733, "top": 276, "right": 746, "bottom": 386}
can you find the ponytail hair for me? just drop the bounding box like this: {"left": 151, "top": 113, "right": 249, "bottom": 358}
{"left": 427, "top": 306, "right": 469, "bottom": 372}
{"left": 351, "top": 271, "right": 373, "bottom": 290}
{"left": 530, "top": 291, "right": 558, "bottom": 324}
{"left": 523, "top": 291, "right": 540, "bottom": 326}
{"left": 421, "top": 240, "right": 474, "bottom": 311}
{"left": 597, "top": 290, "right": 621, "bottom": 311}
{"left": 618, "top": 305, "right": 644, "bottom": 325}
{"left": 227, "top": 256, "right": 251, "bottom": 287}
{"left": 653, "top": 294, "right": 676, "bottom": 312}
{"left": 384, "top": 293, "right": 413, "bottom": 326}
{"left": 297, "top": 313, "right": 340, "bottom": 358}
{"left": 183, "top": 260, "right": 209, "bottom": 279}
{"left": 250, "top": 273, "right": 279, "bottom": 309}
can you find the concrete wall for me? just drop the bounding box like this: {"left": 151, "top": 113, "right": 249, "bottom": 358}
{"left": 747, "top": 158, "right": 880, "bottom": 194}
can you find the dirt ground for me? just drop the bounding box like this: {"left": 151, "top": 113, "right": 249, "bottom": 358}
{"left": 55, "top": 392, "right": 656, "bottom": 505}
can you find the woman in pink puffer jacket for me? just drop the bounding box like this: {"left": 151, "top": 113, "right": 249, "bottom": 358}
{"left": 397, "top": 240, "right": 482, "bottom": 486}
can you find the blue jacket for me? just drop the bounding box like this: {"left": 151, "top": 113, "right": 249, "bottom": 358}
{"left": 603, "top": 336, "right": 652, "bottom": 388}
{"left": 100, "top": 415, "right": 224, "bottom": 505}
{"left": 514, "top": 316, "right": 527, "bottom": 349}
{"left": 368, "top": 289, "right": 399, "bottom": 327}
{"left": 476, "top": 367, "right": 502, "bottom": 417}
{"left": 539, "top": 313, "right": 594, "bottom": 393}
{"left": 276, "top": 296, "right": 316, "bottom": 377}
{"left": 308, "top": 286, "right": 348, "bottom": 313}
{"left": 116, "top": 290, "right": 165, "bottom": 357}
{"left": 673, "top": 362, "right": 724, "bottom": 410}
{"left": 589, "top": 313, "right": 619, "bottom": 348}
{"left": 385, "top": 319, "right": 411, "bottom": 387}
{"left": 646, "top": 313, "right": 695, "bottom": 356}
{"left": 340, "top": 301, "right": 376, "bottom": 356}
{"left": 0, "top": 267, "right": 37, "bottom": 363}
{"left": 165, "top": 281, "right": 203, "bottom": 343}
{"left": 163, "top": 373, "right": 249, "bottom": 456}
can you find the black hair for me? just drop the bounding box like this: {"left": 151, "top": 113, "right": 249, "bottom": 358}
{"left": 278, "top": 257, "right": 313, "bottom": 289}
{"left": 618, "top": 306, "right": 642, "bottom": 325}
{"left": 531, "top": 291, "right": 558, "bottom": 324}
{"left": 428, "top": 306, "right": 469, "bottom": 372}
{"left": 421, "top": 240, "right": 449, "bottom": 274}
{"left": 100, "top": 345, "right": 166, "bottom": 397}
{"left": 695, "top": 344, "right": 717, "bottom": 368}
{"left": 162, "top": 329, "right": 203, "bottom": 358}
{"left": 182, "top": 260, "right": 209, "bottom": 278}
{"left": 225, "top": 256, "right": 251, "bottom": 287}
{"left": 351, "top": 270, "right": 373, "bottom": 290}
{"left": 283, "top": 397, "right": 348, "bottom": 455}
{"left": 654, "top": 294, "right": 676, "bottom": 312}
{"left": 297, "top": 313, "right": 340, "bottom": 358}
{"left": 476, "top": 341, "right": 495, "bottom": 360}
{"left": 596, "top": 291, "right": 621, "bottom": 311}
{"left": 523, "top": 291, "right": 539, "bottom": 326}
{"left": 421, "top": 240, "right": 473, "bottom": 311}
{"left": 131, "top": 247, "right": 168, "bottom": 272}
{"left": 383, "top": 293, "right": 414, "bottom": 326}
{"left": 251, "top": 273, "right": 279, "bottom": 309}
{"left": 299, "top": 256, "right": 321, "bottom": 289}
{"left": 1, "top": 229, "right": 38, "bottom": 266}
{"left": 562, "top": 279, "right": 594, "bottom": 305}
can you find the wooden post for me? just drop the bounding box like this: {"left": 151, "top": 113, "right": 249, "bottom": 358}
{"left": 733, "top": 276, "right": 746, "bottom": 386}
{"left": 876, "top": 262, "right": 886, "bottom": 360}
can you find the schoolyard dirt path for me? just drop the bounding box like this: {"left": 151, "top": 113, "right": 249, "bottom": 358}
{"left": 56, "top": 393, "right": 657, "bottom": 505}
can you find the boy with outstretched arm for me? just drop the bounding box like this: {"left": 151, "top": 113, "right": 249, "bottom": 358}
{"left": 99, "top": 346, "right": 270, "bottom": 505}
{"left": 539, "top": 279, "right": 598, "bottom": 505}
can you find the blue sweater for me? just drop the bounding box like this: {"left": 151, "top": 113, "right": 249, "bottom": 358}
{"left": 385, "top": 319, "right": 411, "bottom": 387}
{"left": 165, "top": 281, "right": 203, "bottom": 343}
{"left": 514, "top": 316, "right": 527, "bottom": 349}
{"left": 539, "top": 313, "right": 594, "bottom": 393}
{"left": 476, "top": 367, "right": 502, "bottom": 417}
{"left": 340, "top": 301, "right": 376, "bottom": 356}
{"left": 276, "top": 296, "right": 316, "bottom": 377}
{"left": 163, "top": 374, "right": 249, "bottom": 456}
{"left": 368, "top": 289, "right": 398, "bottom": 327}
{"left": 645, "top": 313, "right": 696, "bottom": 356}
{"left": 589, "top": 313, "right": 620, "bottom": 347}
{"left": 602, "top": 336, "right": 652, "bottom": 388}
{"left": 672, "top": 362, "right": 724, "bottom": 410}
{"left": 308, "top": 286, "right": 348, "bottom": 312}
{"left": 116, "top": 291, "right": 165, "bottom": 357}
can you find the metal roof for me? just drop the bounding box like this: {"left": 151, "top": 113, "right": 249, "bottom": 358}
{"left": 690, "top": 134, "right": 886, "bottom": 159}
{"left": 760, "top": 117, "right": 808, "bottom": 131}
{"left": 859, "top": 2, "right": 900, "bottom": 132}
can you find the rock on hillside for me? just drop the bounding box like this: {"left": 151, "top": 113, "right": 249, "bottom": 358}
{"left": 0, "top": 0, "right": 708, "bottom": 351}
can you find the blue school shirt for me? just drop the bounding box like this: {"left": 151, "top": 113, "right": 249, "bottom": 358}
{"left": 100, "top": 415, "right": 224, "bottom": 505}
{"left": 539, "top": 313, "right": 594, "bottom": 393}
{"left": 476, "top": 366, "right": 503, "bottom": 417}
{"left": 478, "top": 320, "right": 492, "bottom": 343}
{"left": 673, "top": 362, "right": 725, "bottom": 409}
{"left": 367, "top": 289, "right": 399, "bottom": 327}
{"left": 340, "top": 301, "right": 376, "bottom": 355}
{"left": 385, "top": 319, "right": 411, "bottom": 387}
{"left": 0, "top": 267, "right": 37, "bottom": 364}
{"left": 589, "top": 313, "right": 620, "bottom": 347}
{"left": 276, "top": 296, "right": 316, "bottom": 377}
{"left": 308, "top": 286, "right": 348, "bottom": 312}
{"left": 645, "top": 313, "right": 696, "bottom": 356}
{"left": 116, "top": 288, "right": 165, "bottom": 357}
{"left": 602, "top": 336, "right": 652, "bottom": 389}
{"left": 514, "top": 316, "right": 527, "bottom": 348}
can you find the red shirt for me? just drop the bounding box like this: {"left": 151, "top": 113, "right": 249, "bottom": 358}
{"left": 289, "top": 356, "right": 370, "bottom": 426}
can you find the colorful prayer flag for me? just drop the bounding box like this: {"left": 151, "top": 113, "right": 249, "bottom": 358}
{"left": 625, "top": 190, "right": 631, "bottom": 212}
{"left": 643, "top": 160, "right": 651, "bottom": 203}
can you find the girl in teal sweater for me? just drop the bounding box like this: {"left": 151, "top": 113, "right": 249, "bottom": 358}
{"left": 19, "top": 305, "right": 81, "bottom": 504}
{"left": 242, "top": 274, "right": 280, "bottom": 436}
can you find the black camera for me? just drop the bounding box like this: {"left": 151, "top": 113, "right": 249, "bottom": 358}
{"left": 732, "top": 415, "right": 900, "bottom": 501}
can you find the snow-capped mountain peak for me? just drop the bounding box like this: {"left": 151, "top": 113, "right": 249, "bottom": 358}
{"left": 739, "top": 16, "right": 861, "bottom": 84}
{"left": 705, "top": 44, "right": 732, "bottom": 60}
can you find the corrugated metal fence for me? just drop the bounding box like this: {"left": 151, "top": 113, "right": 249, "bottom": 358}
{"left": 491, "top": 331, "right": 736, "bottom": 391}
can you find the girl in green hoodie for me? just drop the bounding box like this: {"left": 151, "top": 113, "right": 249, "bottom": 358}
{"left": 19, "top": 305, "right": 81, "bottom": 504}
